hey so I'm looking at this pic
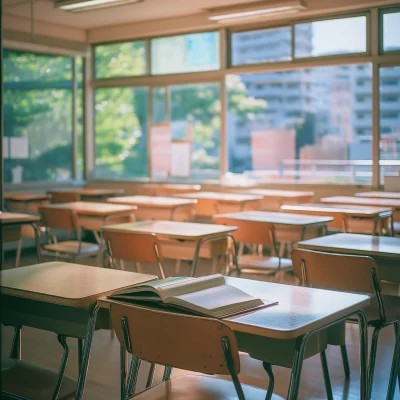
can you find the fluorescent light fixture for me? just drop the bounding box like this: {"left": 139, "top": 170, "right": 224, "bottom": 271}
{"left": 208, "top": 0, "right": 307, "bottom": 23}
{"left": 56, "top": 0, "right": 143, "bottom": 12}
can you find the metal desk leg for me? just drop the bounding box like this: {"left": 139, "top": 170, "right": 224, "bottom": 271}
{"left": 74, "top": 305, "right": 99, "bottom": 400}
{"left": 356, "top": 310, "right": 369, "bottom": 400}
{"left": 10, "top": 326, "right": 22, "bottom": 360}
{"left": 31, "top": 223, "right": 41, "bottom": 263}
{"left": 287, "top": 335, "right": 308, "bottom": 400}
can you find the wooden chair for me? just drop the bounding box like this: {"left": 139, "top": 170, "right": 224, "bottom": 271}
{"left": 110, "top": 302, "right": 284, "bottom": 400}
{"left": 292, "top": 249, "right": 400, "bottom": 400}
{"left": 1, "top": 330, "right": 76, "bottom": 400}
{"left": 102, "top": 230, "right": 166, "bottom": 278}
{"left": 213, "top": 218, "right": 292, "bottom": 281}
{"left": 39, "top": 206, "right": 99, "bottom": 262}
{"left": 50, "top": 191, "right": 80, "bottom": 204}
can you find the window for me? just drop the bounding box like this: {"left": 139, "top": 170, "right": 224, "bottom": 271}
{"left": 226, "top": 63, "right": 372, "bottom": 184}
{"left": 76, "top": 57, "right": 84, "bottom": 180}
{"left": 295, "top": 16, "right": 367, "bottom": 58}
{"left": 152, "top": 87, "right": 167, "bottom": 124}
{"left": 4, "top": 50, "right": 74, "bottom": 183}
{"left": 151, "top": 32, "right": 220, "bottom": 75}
{"left": 151, "top": 83, "right": 221, "bottom": 181}
{"left": 94, "top": 41, "right": 147, "bottom": 78}
{"left": 383, "top": 11, "right": 400, "bottom": 52}
{"left": 231, "top": 27, "right": 291, "bottom": 66}
{"left": 379, "top": 66, "right": 400, "bottom": 182}
{"left": 94, "top": 87, "right": 149, "bottom": 179}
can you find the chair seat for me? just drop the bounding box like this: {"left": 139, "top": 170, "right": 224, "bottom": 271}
{"left": 134, "top": 375, "right": 284, "bottom": 400}
{"left": 43, "top": 240, "right": 99, "bottom": 255}
{"left": 1, "top": 358, "right": 76, "bottom": 400}
{"left": 238, "top": 255, "right": 293, "bottom": 271}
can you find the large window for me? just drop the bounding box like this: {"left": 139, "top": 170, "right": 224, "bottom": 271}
{"left": 94, "top": 87, "right": 148, "bottom": 179}
{"left": 383, "top": 11, "right": 400, "bottom": 52}
{"left": 295, "top": 16, "right": 367, "bottom": 58}
{"left": 150, "top": 83, "right": 221, "bottom": 181}
{"left": 94, "top": 41, "right": 147, "bottom": 78}
{"left": 227, "top": 64, "right": 373, "bottom": 183}
{"left": 231, "top": 27, "right": 291, "bottom": 66}
{"left": 151, "top": 32, "right": 220, "bottom": 75}
{"left": 3, "top": 50, "right": 74, "bottom": 183}
{"left": 379, "top": 66, "right": 400, "bottom": 182}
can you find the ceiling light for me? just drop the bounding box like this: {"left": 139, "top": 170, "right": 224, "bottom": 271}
{"left": 55, "top": 0, "right": 143, "bottom": 13}
{"left": 207, "top": 0, "right": 307, "bottom": 23}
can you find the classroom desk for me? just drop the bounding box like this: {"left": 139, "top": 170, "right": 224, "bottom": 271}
{"left": 42, "top": 202, "right": 137, "bottom": 233}
{"left": 4, "top": 193, "right": 50, "bottom": 213}
{"left": 297, "top": 233, "right": 400, "bottom": 284}
{"left": 179, "top": 191, "right": 262, "bottom": 216}
{"left": 101, "top": 220, "right": 237, "bottom": 276}
{"left": 356, "top": 191, "right": 400, "bottom": 200}
{"left": 242, "top": 189, "right": 314, "bottom": 211}
{"left": 48, "top": 188, "right": 124, "bottom": 202}
{"left": 0, "top": 212, "right": 41, "bottom": 263}
{"left": 108, "top": 195, "right": 197, "bottom": 221}
{"left": 153, "top": 183, "right": 201, "bottom": 196}
{"left": 0, "top": 262, "right": 156, "bottom": 400}
{"left": 281, "top": 203, "right": 393, "bottom": 235}
{"left": 213, "top": 211, "right": 332, "bottom": 243}
{"left": 98, "top": 277, "right": 370, "bottom": 400}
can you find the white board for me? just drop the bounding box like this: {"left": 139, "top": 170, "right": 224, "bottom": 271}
{"left": 10, "top": 137, "right": 29, "bottom": 159}
{"left": 170, "top": 141, "right": 191, "bottom": 178}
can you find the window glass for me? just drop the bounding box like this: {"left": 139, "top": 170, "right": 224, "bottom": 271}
{"left": 4, "top": 50, "right": 73, "bottom": 183}
{"left": 383, "top": 12, "right": 400, "bottom": 52}
{"left": 379, "top": 66, "right": 400, "bottom": 182}
{"left": 76, "top": 57, "right": 84, "bottom": 180}
{"left": 94, "top": 87, "right": 148, "bottom": 179}
{"left": 151, "top": 32, "right": 220, "bottom": 75}
{"left": 152, "top": 87, "right": 167, "bottom": 124}
{"left": 231, "top": 27, "right": 291, "bottom": 65}
{"left": 95, "top": 41, "right": 147, "bottom": 78}
{"left": 226, "top": 64, "right": 373, "bottom": 184}
{"left": 295, "top": 16, "right": 367, "bottom": 58}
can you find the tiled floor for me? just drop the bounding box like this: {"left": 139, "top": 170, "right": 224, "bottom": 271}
{"left": 1, "top": 250, "right": 399, "bottom": 399}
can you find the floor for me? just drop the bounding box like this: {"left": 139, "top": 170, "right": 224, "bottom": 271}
{"left": 1, "top": 249, "right": 399, "bottom": 400}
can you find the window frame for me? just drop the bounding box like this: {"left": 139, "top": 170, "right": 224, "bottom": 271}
{"left": 379, "top": 7, "right": 400, "bottom": 55}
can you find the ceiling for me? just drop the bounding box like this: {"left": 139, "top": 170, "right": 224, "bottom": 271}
{"left": 3, "top": 0, "right": 255, "bottom": 29}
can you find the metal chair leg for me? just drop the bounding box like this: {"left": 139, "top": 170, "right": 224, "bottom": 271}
{"left": 387, "top": 323, "right": 400, "bottom": 400}
{"left": 394, "top": 323, "right": 400, "bottom": 391}
{"left": 78, "top": 339, "right": 84, "bottom": 373}
{"left": 52, "top": 335, "right": 69, "bottom": 400}
{"left": 146, "top": 363, "right": 156, "bottom": 388}
{"left": 369, "top": 326, "right": 382, "bottom": 399}
{"left": 10, "top": 326, "right": 22, "bottom": 360}
{"left": 15, "top": 238, "right": 23, "bottom": 268}
{"left": 340, "top": 344, "right": 351, "bottom": 379}
{"left": 320, "top": 351, "right": 334, "bottom": 400}
{"left": 262, "top": 362, "right": 274, "bottom": 400}
{"left": 163, "top": 366, "right": 173, "bottom": 381}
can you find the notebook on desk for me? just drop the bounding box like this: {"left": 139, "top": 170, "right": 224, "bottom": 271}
{"left": 108, "top": 274, "right": 277, "bottom": 319}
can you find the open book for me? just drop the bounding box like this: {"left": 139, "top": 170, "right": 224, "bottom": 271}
{"left": 108, "top": 274, "right": 277, "bottom": 319}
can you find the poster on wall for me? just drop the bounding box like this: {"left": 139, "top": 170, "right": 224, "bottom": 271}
{"left": 150, "top": 123, "right": 172, "bottom": 180}
{"left": 170, "top": 141, "right": 191, "bottom": 178}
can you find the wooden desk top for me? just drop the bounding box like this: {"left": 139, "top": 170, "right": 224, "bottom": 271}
{"left": 356, "top": 191, "right": 400, "bottom": 200}
{"left": 102, "top": 220, "right": 237, "bottom": 240}
{"left": 321, "top": 196, "right": 400, "bottom": 210}
{"left": 213, "top": 211, "right": 333, "bottom": 226}
{"left": 4, "top": 193, "right": 51, "bottom": 202}
{"left": 298, "top": 232, "right": 400, "bottom": 259}
{"left": 244, "top": 189, "right": 314, "bottom": 198}
{"left": 281, "top": 203, "right": 392, "bottom": 217}
{"left": 108, "top": 196, "right": 197, "bottom": 208}
{"left": 0, "top": 262, "right": 156, "bottom": 307}
{"left": 98, "top": 276, "right": 369, "bottom": 340}
{"left": 180, "top": 191, "right": 262, "bottom": 203}
{"left": 0, "top": 212, "right": 40, "bottom": 226}
{"left": 48, "top": 188, "right": 124, "bottom": 197}
{"left": 152, "top": 184, "right": 201, "bottom": 191}
{"left": 41, "top": 202, "right": 136, "bottom": 216}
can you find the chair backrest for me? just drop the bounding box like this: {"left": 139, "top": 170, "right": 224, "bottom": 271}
{"left": 214, "top": 218, "right": 273, "bottom": 246}
{"left": 292, "top": 248, "right": 381, "bottom": 293}
{"left": 51, "top": 191, "right": 80, "bottom": 204}
{"left": 39, "top": 206, "right": 80, "bottom": 234}
{"left": 111, "top": 302, "right": 240, "bottom": 375}
{"left": 102, "top": 230, "right": 162, "bottom": 263}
